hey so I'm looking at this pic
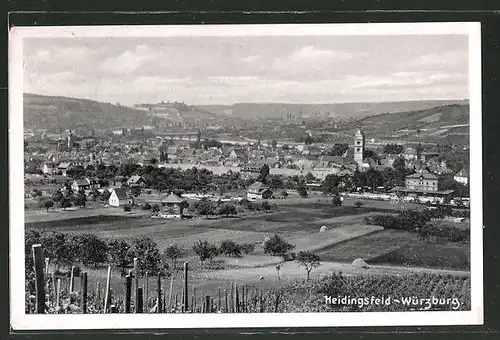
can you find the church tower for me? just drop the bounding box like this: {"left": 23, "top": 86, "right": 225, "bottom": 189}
{"left": 67, "top": 130, "right": 74, "bottom": 150}
{"left": 354, "top": 129, "right": 365, "bottom": 165}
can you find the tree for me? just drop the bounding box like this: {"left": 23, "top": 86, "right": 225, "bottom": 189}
{"left": 108, "top": 239, "right": 133, "bottom": 276}
{"left": 75, "top": 191, "right": 87, "bottom": 208}
{"left": 51, "top": 189, "right": 64, "bottom": 207}
{"left": 240, "top": 243, "right": 255, "bottom": 254}
{"left": 123, "top": 204, "right": 132, "bottom": 212}
{"left": 131, "top": 236, "right": 161, "bottom": 276}
{"left": 271, "top": 140, "right": 278, "bottom": 149}
{"left": 163, "top": 244, "right": 182, "bottom": 269}
{"left": 355, "top": 200, "right": 364, "bottom": 208}
{"left": 263, "top": 234, "right": 295, "bottom": 261}
{"left": 219, "top": 240, "right": 241, "bottom": 257}
{"left": 179, "top": 200, "right": 189, "bottom": 215}
{"left": 296, "top": 251, "right": 321, "bottom": 281}
{"left": 71, "top": 234, "right": 108, "bottom": 267}
{"left": 258, "top": 164, "right": 270, "bottom": 183}
{"left": 328, "top": 143, "right": 349, "bottom": 156}
{"left": 41, "top": 199, "right": 54, "bottom": 212}
{"left": 332, "top": 195, "right": 342, "bottom": 206}
{"left": 392, "top": 157, "right": 406, "bottom": 173}
{"left": 216, "top": 203, "right": 237, "bottom": 218}
{"left": 365, "top": 168, "right": 384, "bottom": 192}
{"left": 192, "top": 240, "right": 218, "bottom": 266}
{"left": 131, "top": 187, "right": 142, "bottom": 197}
{"left": 100, "top": 190, "right": 111, "bottom": 202}
{"left": 60, "top": 197, "right": 72, "bottom": 210}
{"left": 297, "top": 185, "right": 308, "bottom": 198}
{"left": 142, "top": 203, "right": 152, "bottom": 210}
{"left": 322, "top": 174, "right": 340, "bottom": 194}
{"left": 90, "top": 188, "right": 100, "bottom": 201}
{"left": 196, "top": 199, "right": 214, "bottom": 217}
{"left": 305, "top": 172, "right": 316, "bottom": 182}
{"left": 40, "top": 231, "right": 73, "bottom": 271}
{"left": 416, "top": 143, "right": 423, "bottom": 160}
{"left": 25, "top": 229, "right": 42, "bottom": 277}
{"left": 383, "top": 143, "right": 404, "bottom": 154}
{"left": 152, "top": 204, "right": 161, "bottom": 213}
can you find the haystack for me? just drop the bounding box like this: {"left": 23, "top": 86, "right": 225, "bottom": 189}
{"left": 319, "top": 225, "right": 327, "bottom": 233}
{"left": 352, "top": 258, "right": 369, "bottom": 269}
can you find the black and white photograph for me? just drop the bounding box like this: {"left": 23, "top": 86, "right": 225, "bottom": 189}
{"left": 9, "top": 22, "right": 483, "bottom": 329}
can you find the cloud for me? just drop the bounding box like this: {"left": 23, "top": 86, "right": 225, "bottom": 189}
{"left": 242, "top": 55, "right": 261, "bottom": 63}
{"left": 404, "top": 50, "right": 468, "bottom": 70}
{"left": 100, "top": 44, "right": 159, "bottom": 74}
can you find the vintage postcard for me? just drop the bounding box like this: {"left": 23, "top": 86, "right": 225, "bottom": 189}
{"left": 9, "top": 22, "right": 483, "bottom": 330}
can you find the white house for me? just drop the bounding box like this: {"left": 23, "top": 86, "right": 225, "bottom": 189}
{"left": 454, "top": 166, "right": 469, "bottom": 186}
{"left": 247, "top": 181, "right": 273, "bottom": 200}
{"left": 109, "top": 188, "right": 133, "bottom": 207}
{"left": 42, "top": 163, "right": 56, "bottom": 175}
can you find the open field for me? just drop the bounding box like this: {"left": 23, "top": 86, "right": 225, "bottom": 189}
{"left": 25, "top": 199, "right": 470, "bottom": 302}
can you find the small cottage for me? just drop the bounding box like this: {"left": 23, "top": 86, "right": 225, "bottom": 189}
{"left": 247, "top": 181, "right": 273, "bottom": 200}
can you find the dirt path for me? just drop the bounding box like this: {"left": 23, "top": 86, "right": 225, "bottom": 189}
{"left": 201, "top": 260, "right": 470, "bottom": 285}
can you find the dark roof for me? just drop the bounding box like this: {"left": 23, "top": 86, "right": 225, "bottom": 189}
{"left": 406, "top": 169, "right": 438, "bottom": 180}
{"left": 248, "top": 181, "right": 270, "bottom": 192}
{"left": 162, "top": 192, "right": 183, "bottom": 204}
{"left": 112, "top": 188, "right": 129, "bottom": 200}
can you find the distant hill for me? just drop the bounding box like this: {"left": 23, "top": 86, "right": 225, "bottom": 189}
{"left": 23, "top": 93, "right": 222, "bottom": 131}
{"left": 198, "top": 100, "right": 469, "bottom": 120}
{"left": 24, "top": 93, "right": 163, "bottom": 131}
{"left": 335, "top": 104, "right": 470, "bottom": 145}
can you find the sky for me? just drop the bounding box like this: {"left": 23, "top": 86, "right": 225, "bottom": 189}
{"left": 23, "top": 35, "right": 469, "bottom": 106}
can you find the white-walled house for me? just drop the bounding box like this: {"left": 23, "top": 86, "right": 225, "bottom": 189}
{"left": 109, "top": 188, "right": 134, "bottom": 207}
{"left": 454, "top": 167, "right": 469, "bottom": 186}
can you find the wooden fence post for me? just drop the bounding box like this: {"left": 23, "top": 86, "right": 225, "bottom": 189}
{"left": 241, "top": 284, "right": 245, "bottom": 313}
{"left": 230, "top": 283, "right": 234, "bottom": 313}
{"left": 137, "top": 287, "right": 143, "bottom": 313}
{"left": 80, "top": 272, "right": 88, "bottom": 313}
{"left": 168, "top": 275, "right": 174, "bottom": 311}
{"left": 124, "top": 274, "right": 132, "bottom": 313}
{"left": 133, "top": 258, "right": 139, "bottom": 313}
{"left": 235, "top": 284, "right": 240, "bottom": 313}
{"left": 200, "top": 290, "right": 204, "bottom": 313}
{"left": 51, "top": 272, "right": 56, "bottom": 304}
{"left": 224, "top": 289, "right": 228, "bottom": 313}
{"left": 45, "top": 257, "right": 50, "bottom": 276}
{"left": 144, "top": 271, "right": 149, "bottom": 312}
{"left": 56, "top": 278, "right": 61, "bottom": 307}
{"left": 259, "top": 290, "right": 263, "bottom": 313}
{"left": 205, "top": 295, "right": 210, "bottom": 313}
{"left": 192, "top": 286, "right": 196, "bottom": 313}
{"left": 96, "top": 281, "right": 101, "bottom": 310}
{"left": 69, "top": 266, "right": 75, "bottom": 292}
{"left": 183, "top": 262, "right": 188, "bottom": 312}
{"left": 156, "top": 272, "right": 161, "bottom": 313}
{"left": 218, "top": 288, "right": 221, "bottom": 311}
{"left": 103, "top": 266, "right": 111, "bottom": 313}
{"left": 32, "top": 244, "right": 45, "bottom": 313}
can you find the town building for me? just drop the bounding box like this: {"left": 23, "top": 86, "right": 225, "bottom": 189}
{"left": 58, "top": 162, "right": 71, "bottom": 176}
{"left": 127, "top": 175, "right": 147, "bottom": 187}
{"left": 71, "top": 177, "right": 101, "bottom": 192}
{"left": 405, "top": 169, "right": 439, "bottom": 192}
{"left": 42, "top": 162, "right": 57, "bottom": 175}
{"left": 391, "top": 169, "right": 454, "bottom": 203}
{"left": 353, "top": 129, "right": 365, "bottom": 166}
{"left": 454, "top": 166, "right": 469, "bottom": 186}
{"left": 109, "top": 188, "right": 134, "bottom": 207}
{"left": 161, "top": 192, "right": 185, "bottom": 218}
{"left": 247, "top": 181, "right": 273, "bottom": 200}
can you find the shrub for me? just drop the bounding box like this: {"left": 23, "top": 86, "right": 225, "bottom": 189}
{"left": 240, "top": 243, "right": 255, "bottom": 254}
{"left": 332, "top": 195, "right": 342, "bottom": 206}
{"left": 152, "top": 204, "right": 161, "bottom": 213}
{"left": 261, "top": 200, "right": 271, "bottom": 211}
{"left": 216, "top": 203, "right": 237, "bottom": 217}
{"left": 123, "top": 204, "right": 132, "bottom": 212}
{"left": 142, "top": 203, "right": 152, "bottom": 210}
{"left": 354, "top": 201, "right": 363, "bottom": 208}
{"left": 418, "top": 223, "right": 470, "bottom": 243}
{"left": 219, "top": 240, "right": 241, "bottom": 257}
